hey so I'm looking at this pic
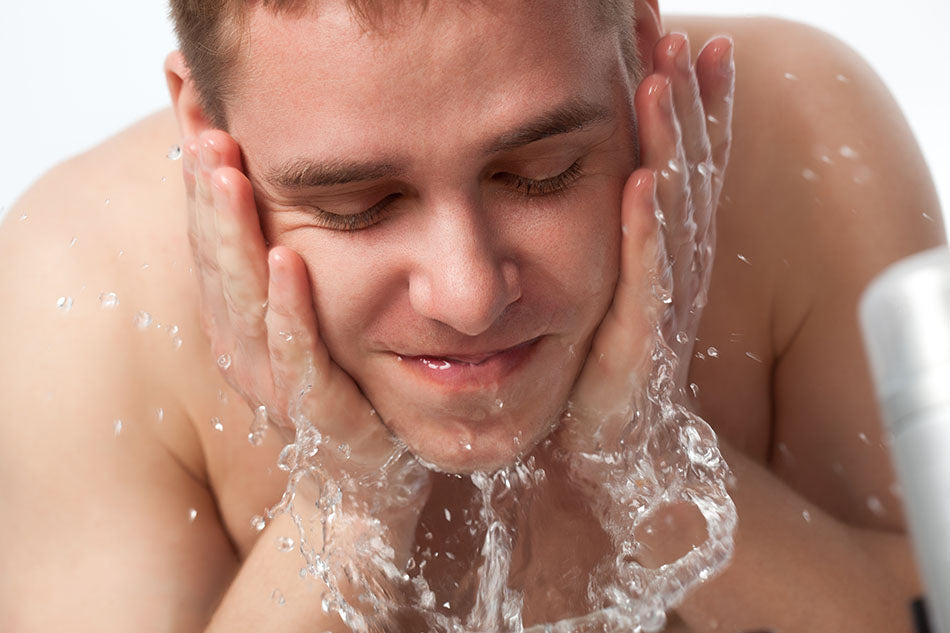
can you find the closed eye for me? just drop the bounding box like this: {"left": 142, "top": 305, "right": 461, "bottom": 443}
{"left": 496, "top": 160, "right": 584, "bottom": 197}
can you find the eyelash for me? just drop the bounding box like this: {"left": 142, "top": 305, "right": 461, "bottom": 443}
{"left": 312, "top": 160, "right": 585, "bottom": 231}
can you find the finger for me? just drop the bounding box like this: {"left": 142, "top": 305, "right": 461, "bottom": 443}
{"left": 565, "top": 169, "right": 660, "bottom": 451}
{"left": 635, "top": 73, "right": 691, "bottom": 229}
{"left": 265, "top": 246, "right": 329, "bottom": 409}
{"left": 696, "top": 36, "right": 736, "bottom": 188}
{"left": 189, "top": 136, "right": 231, "bottom": 339}
{"left": 211, "top": 165, "right": 271, "bottom": 376}
{"left": 266, "top": 248, "right": 397, "bottom": 467}
{"left": 654, "top": 33, "right": 711, "bottom": 174}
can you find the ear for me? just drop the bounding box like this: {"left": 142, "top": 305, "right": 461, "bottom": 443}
{"left": 634, "top": 0, "right": 663, "bottom": 76}
{"left": 164, "top": 51, "right": 214, "bottom": 138}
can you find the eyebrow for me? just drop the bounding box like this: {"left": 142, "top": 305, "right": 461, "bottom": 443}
{"left": 262, "top": 98, "right": 614, "bottom": 190}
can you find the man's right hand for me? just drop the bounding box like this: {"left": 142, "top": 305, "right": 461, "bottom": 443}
{"left": 181, "top": 129, "right": 429, "bottom": 573}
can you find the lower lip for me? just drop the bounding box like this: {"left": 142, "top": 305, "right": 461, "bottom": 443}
{"left": 397, "top": 337, "right": 542, "bottom": 389}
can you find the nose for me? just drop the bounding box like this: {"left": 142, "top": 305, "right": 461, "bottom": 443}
{"left": 408, "top": 203, "right": 522, "bottom": 336}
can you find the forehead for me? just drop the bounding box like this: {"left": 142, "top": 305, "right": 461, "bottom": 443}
{"left": 227, "top": 0, "right": 625, "bottom": 168}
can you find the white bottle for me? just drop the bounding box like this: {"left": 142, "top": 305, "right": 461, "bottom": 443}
{"left": 860, "top": 246, "right": 950, "bottom": 633}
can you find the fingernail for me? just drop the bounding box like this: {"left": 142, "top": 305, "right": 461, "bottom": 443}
{"left": 719, "top": 40, "right": 734, "bottom": 76}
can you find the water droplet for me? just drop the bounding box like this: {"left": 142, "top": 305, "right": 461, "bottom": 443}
{"left": 444, "top": 508, "right": 452, "bottom": 522}
{"left": 133, "top": 311, "right": 152, "bottom": 329}
{"left": 923, "top": 213, "right": 935, "bottom": 222}
{"left": 745, "top": 351, "right": 764, "bottom": 363}
{"left": 696, "top": 161, "right": 711, "bottom": 177}
{"left": 737, "top": 253, "right": 752, "bottom": 265}
{"left": 707, "top": 113, "right": 721, "bottom": 125}
{"left": 188, "top": 508, "right": 198, "bottom": 522}
{"left": 495, "top": 399, "right": 504, "bottom": 409}
{"left": 689, "top": 382, "right": 700, "bottom": 397}
{"left": 113, "top": 419, "right": 123, "bottom": 436}
{"left": 156, "top": 408, "right": 164, "bottom": 423}
{"left": 166, "top": 145, "right": 182, "bottom": 160}
{"left": 654, "top": 206, "right": 667, "bottom": 226}
{"left": 248, "top": 405, "right": 268, "bottom": 446}
{"left": 168, "top": 325, "right": 179, "bottom": 338}
{"left": 271, "top": 589, "right": 286, "bottom": 606}
{"left": 839, "top": 145, "right": 860, "bottom": 160}
{"left": 337, "top": 442, "right": 351, "bottom": 459}
{"left": 853, "top": 165, "right": 872, "bottom": 185}
{"left": 217, "top": 353, "right": 232, "bottom": 370}
{"left": 212, "top": 417, "right": 224, "bottom": 432}
{"left": 99, "top": 292, "right": 119, "bottom": 309}
{"left": 104, "top": 198, "right": 111, "bottom": 206}
{"left": 867, "top": 495, "right": 885, "bottom": 517}
{"left": 836, "top": 74, "right": 850, "bottom": 83}
{"left": 675, "top": 331, "right": 689, "bottom": 345}
{"left": 251, "top": 515, "right": 266, "bottom": 531}
{"left": 278, "top": 330, "right": 293, "bottom": 342}
{"left": 858, "top": 432, "right": 870, "bottom": 445}
{"left": 56, "top": 296, "right": 74, "bottom": 312}
{"left": 275, "top": 536, "right": 295, "bottom": 552}
{"left": 695, "top": 351, "right": 706, "bottom": 360}
{"left": 442, "top": 601, "right": 451, "bottom": 609}
{"left": 666, "top": 159, "right": 682, "bottom": 174}
{"left": 68, "top": 237, "right": 78, "bottom": 248}
{"left": 140, "top": 262, "right": 150, "bottom": 270}
{"left": 783, "top": 72, "right": 798, "bottom": 81}
{"left": 460, "top": 441, "right": 473, "bottom": 452}
{"left": 621, "top": 224, "right": 629, "bottom": 236}
{"left": 801, "top": 168, "right": 818, "bottom": 182}
{"left": 706, "top": 346, "right": 720, "bottom": 358}
{"left": 802, "top": 509, "right": 811, "bottom": 522}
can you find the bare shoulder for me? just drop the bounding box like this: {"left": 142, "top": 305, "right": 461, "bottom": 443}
{"left": 681, "top": 16, "right": 945, "bottom": 527}
{"left": 0, "top": 111, "right": 286, "bottom": 631}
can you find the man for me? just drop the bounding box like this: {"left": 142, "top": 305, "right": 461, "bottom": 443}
{"left": 0, "top": 0, "right": 944, "bottom": 631}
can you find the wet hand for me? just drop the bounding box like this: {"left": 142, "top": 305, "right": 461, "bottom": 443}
{"left": 562, "top": 32, "right": 735, "bottom": 453}
{"left": 181, "top": 130, "right": 429, "bottom": 558}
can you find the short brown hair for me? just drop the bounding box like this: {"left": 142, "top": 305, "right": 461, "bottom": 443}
{"left": 169, "top": 0, "right": 639, "bottom": 129}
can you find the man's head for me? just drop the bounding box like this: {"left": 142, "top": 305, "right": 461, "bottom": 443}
{"left": 168, "top": 0, "right": 658, "bottom": 130}
{"left": 167, "top": 0, "right": 664, "bottom": 473}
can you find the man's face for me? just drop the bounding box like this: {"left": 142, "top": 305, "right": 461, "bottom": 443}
{"left": 226, "top": 0, "right": 639, "bottom": 472}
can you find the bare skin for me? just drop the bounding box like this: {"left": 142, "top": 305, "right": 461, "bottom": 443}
{"left": 0, "top": 9, "right": 945, "bottom": 633}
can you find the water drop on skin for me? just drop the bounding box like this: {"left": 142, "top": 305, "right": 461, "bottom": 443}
{"left": 858, "top": 432, "right": 870, "bottom": 445}
{"left": 745, "top": 351, "right": 764, "bottom": 363}
{"left": 156, "top": 408, "right": 164, "bottom": 423}
{"left": 801, "top": 168, "right": 819, "bottom": 182}
{"left": 675, "top": 331, "right": 689, "bottom": 345}
{"left": 279, "top": 330, "right": 293, "bottom": 342}
{"left": 188, "top": 508, "right": 198, "bottom": 522}
{"left": 839, "top": 145, "right": 860, "bottom": 160}
{"left": 113, "top": 419, "right": 123, "bottom": 436}
{"left": 706, "top": 346, "right": 720, "bottom": 358}
{"left": 271, "top": 589, "right": 286, "bottom": 606}
{"left": 444, "top": 508, "right": 452, "bottom": 522}
{"left": 133, "top": 311, "right": 152, "bottom": 329}
{"left": 217, "top": 354, "right": 232, "bottom": 370}
{"left": 275, "top": 537, "right": 295, "bottom": 552}
{"left": 737, "top": 254, "right": 752, "bottom": 265}
{"left": 56, "top": 296, "right": 74, "bottom": 312}
{"left": 251, "top": 515, "right": 266, "bottom": 532}
{"left": 212, "top": 417, "right": 224, "bottom": 432}
{"left": 802, "top": 509, "right": 811, "bottom": 523}
{"left": 166, "top": 144, "right": 183, "bottom": 160}
{"left": 867, "top": 496, "right": 885, "bottom": 517}
{"left": 836, "top": 74, "right": 850, "bottom": 83}
{"left": 784, "top": 72, "right": 798, "bottom": 81}
{"left": 99, "top": 292, "right": 119, "bottom": 309}
{"left": 68, "top": 237, "right": 78, "bottom": 248}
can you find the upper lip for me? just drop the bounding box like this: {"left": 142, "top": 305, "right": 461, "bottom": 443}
{"left": 397, "top": 337, "right": 541, "bottom": 364}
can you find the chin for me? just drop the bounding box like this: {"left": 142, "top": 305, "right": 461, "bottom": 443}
{"left": 387, "top": 403, "right": 564, "bottom": 475}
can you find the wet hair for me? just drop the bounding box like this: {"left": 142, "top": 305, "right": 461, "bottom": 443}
{"left": 168, "top": 0, "right": 640, "bottom": 129}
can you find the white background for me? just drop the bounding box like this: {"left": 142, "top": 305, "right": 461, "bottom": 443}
{"left": 1, "top": 1, "right": 948, "bottom": 239}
